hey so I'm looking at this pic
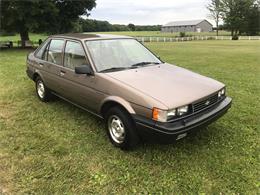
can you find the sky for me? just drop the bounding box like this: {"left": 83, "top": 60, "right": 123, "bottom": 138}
{"left": 88, "top": 0, "right": 215, "bottom": 26}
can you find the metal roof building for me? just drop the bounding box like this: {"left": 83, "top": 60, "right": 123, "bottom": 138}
{"left": 161, "top": 19, "right": 213, "bottom": 33}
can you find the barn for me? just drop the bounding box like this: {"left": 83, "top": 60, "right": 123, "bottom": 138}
{"left": 161, "top": 19, "right": 213, "bottom": 33}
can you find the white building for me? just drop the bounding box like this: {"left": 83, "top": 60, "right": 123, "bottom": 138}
{"left": 161, "top": 19, "right": 213, "bottom": 33}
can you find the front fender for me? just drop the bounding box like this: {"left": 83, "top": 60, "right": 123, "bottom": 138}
{"left": 100, "top": 96, "right": 136, "bottom": 114}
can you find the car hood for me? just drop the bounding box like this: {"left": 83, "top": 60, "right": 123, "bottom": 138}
{"left": 107, "top": 63, "right": 225, "bottom": 109}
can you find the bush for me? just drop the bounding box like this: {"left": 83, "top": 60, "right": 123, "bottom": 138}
{"left": 232, "top": 35, "right": 239, "bottom": 40}
{"left": 207, "top": 36, "right": 216, "bottom": 40}
{"left": 0, "top": 31, "right": 16, "bottom": 36}
{"left": 180, "top": 32, "right": 186, "bottom": 37}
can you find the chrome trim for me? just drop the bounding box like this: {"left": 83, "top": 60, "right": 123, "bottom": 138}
{"left": 167, "top": 95, "right": 226, "bottom": 123}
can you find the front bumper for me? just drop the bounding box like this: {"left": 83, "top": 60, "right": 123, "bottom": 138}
{"left": 133, "top": 97, "right": 232, "bottom": 143}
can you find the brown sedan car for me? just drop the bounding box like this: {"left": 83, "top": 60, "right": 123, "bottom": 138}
{"left": 26, "top": 33, "right": 232, "bottom": 149}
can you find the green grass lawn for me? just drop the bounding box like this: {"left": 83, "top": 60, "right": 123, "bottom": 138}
{"left": 0, "top": 33, "right": 48, "bottom": 44}
{"left": 0, "top": 41, "right": 259, "bottom": 194}
{"left": 0, "top": 31, "right": 230, "bottom": 44}
{"left": 97, "top": 30, "right": 231, "bottom": 37}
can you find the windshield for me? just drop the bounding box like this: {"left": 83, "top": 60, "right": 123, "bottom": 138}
{"left": 85, "top": 39, "right": 161, "bottom": 72}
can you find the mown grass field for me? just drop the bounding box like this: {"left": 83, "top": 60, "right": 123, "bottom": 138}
{"left": 97, "top": 30, "right": 231, "bottom": 37}
{"left": 0, "top": 33, "right": 48, "bottom": 43}
{"left": 0, "top": 40, "right": 259, "bottom": 194}
{"left": 0, "top": 31, "right": 230, "bottom": 44}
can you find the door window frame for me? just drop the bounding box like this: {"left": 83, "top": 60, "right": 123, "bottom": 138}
{"left": 35, "top": 37, "right": 95, "bottom": 74}
{"left": 34, "top": 38, "right": 50, "bottom": 59}
{"left": 45, "top": 38, "right": 66, "bottom": 66}
{"left": 62, "top": 39, "right": 93, "bottom": 73}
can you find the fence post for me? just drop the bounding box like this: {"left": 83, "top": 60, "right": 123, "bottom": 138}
{"left": 164, "top": 37, "right": 166, "bottom": 42}
{"left": 142, "top": 37, "right": 144, "bottom": 43}
{"left": 157, "top": 37, "right": 159, "bottom": 42}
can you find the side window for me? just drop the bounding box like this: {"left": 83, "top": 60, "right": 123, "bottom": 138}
{"left": 35, "top": 40, "right": 49, "bottom": 59}
{"left": 42, "top": 42, "right": 49, "bottom": 61}
{"left": 64, "top": 41, "right": 88, "bottom": 70}
{"left": 47, "top": 39, "right": 64, "bottom": 65}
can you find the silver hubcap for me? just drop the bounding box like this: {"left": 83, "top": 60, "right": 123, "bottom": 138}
{"left": 108, "top": 115, "right": 125, "bottom": 144}
{"left": 37, "top": 81, "right": 45, "bottom": 99}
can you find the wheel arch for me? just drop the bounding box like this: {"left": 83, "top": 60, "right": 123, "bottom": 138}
{"left": 32, "top": 70, "right": 45, "bottom": 82}
{"left": 100, "top": 96, "right": 136, "bottom": 118}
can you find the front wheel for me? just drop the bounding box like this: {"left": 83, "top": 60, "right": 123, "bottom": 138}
{"left": 105, "top": 107, "right": 140, "bottom": 150}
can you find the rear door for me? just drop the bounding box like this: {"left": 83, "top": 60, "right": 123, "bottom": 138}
{"left": 40, "top": 39, "right": 65, "bottom": 94}
{"left": 58, "top": 40, "right": 100, "bottom": 111}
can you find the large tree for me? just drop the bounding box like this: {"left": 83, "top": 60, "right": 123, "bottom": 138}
{"left": 221, "top": 0, "right": 256, "bottom": 37}
{"left": 0, "top": 0, "right": 96, "bottom": 47}
{"left": 207, "top": 0, "right": 223, "bottom": 36}
{"left": 246, "top": 0, "right": 260, "bottom": 35}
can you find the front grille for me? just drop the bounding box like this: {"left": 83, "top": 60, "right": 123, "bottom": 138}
{"left": 192, "top": 93, "right": 219, "bottom": 113}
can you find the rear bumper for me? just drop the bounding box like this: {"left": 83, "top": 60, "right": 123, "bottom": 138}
{"left": 133, "top": 97, "right": 232, "bottom": 143}
{"left": 26, "top": 67, "right": 34, "bottom": 80}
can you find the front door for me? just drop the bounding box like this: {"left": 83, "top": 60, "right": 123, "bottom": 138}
{"left": 58, "top": 40, "right": 99, "bottom": 112}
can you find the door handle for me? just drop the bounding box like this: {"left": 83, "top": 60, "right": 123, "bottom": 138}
{"left": 39, "top": 63, "right": 44, "bottom": 67}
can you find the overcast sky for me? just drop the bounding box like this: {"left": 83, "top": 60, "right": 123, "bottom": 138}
{"left": 88, "top": 0, "right": 215, "bottom": 26}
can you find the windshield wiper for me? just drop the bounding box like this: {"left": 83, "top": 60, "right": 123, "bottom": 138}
{"left": 100, "top": 62, "right": 161, "bottom": 73}
{"left": 131, "top": 62, "right": 161, "bottom": 67}
{"left": 100, "top": 67, "right": 130, "bottom": 73}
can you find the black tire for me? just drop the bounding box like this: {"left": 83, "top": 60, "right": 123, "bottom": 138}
{"left": 35, "top": 76, "right": 52, "bottom": 102}
{"left": 105, "top": 106, "right": 140, "bottom": 150}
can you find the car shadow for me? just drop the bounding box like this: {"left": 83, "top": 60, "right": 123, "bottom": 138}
{"left": 47, "top": 96, "right": 226, "bottom": 156}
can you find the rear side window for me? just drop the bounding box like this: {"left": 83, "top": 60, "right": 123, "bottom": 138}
{"left": 47, "top": 39, "right": 64, "bottom": 65}
{"left": 35, "top": 40, "right": 49, "bottom": 59}
{"left": 64, "top": 41, "right": 88, "bottom": 69}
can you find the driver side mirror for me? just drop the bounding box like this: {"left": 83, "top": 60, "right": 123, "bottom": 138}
{"left": 75, "top": 65, "right": 93, "bottom": 75}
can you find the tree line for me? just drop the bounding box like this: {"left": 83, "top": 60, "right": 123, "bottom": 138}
{"left": 1, "top": 0, "right": 259, "bottom": 46}
{"left": 207, "top": 0, "right": 260, "bottom": 37}
{"left": 77, "top": 18, "right": 161, "bottom": 32}
{"left": 0, "top": 0, "right": 160, "bottom": 46}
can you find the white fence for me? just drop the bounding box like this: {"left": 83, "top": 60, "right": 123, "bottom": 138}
{"left": 136, "top": 36, "right": 260, "bottom": 43}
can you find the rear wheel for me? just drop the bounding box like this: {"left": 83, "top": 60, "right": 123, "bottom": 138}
{"left": 105, "top": 107, "right": 140, "bottom": 150}
{"left": 35, "top": 77, "right": 52, "bottom": 102}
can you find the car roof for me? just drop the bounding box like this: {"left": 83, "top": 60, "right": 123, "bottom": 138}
{"left": 50, "top": 33, "right": 133, "bottom": 41}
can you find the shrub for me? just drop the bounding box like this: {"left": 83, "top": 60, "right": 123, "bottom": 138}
{"left": 180, "top": 32, "right": 186, "bottom": 37}
{"left": 232, "top": 35, "right": 239, "bottom": 40}
{"left": 0, "top": 31, "right": 16, "bottom": 36}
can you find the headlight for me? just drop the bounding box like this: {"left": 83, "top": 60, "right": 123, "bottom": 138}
{"left": 221, "top": 88, "right": 225, "bottom": 95}
{"left": 177, "top": 105, "right": 189, "bottom": 116}
{"left": 167, "top": 109, "right": 176, "bottom": 117}
{"left": 218, "top": 88, "right": 226, "bottom": 98}
{"left": 152, "top": 105, "right": 189, "bottom": 122}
